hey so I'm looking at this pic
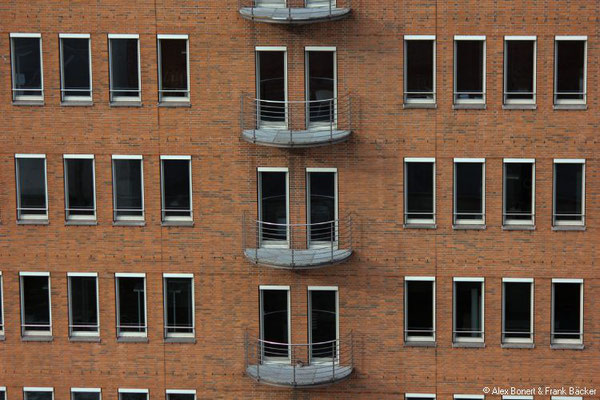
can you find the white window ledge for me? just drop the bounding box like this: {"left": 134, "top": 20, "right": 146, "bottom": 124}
{"left": 404, "top": 340, "right": 436, "bottom": 347}
{"left": 403, "top": 102, "right": 437, "bottom": 109}
{"left": 453, "top": 224, "right": 486, "bottom": 230}
{"left": 501, "top": 342, "right": 535, "bottom": 349}
{"left": 113, "top": 220, "right": 146, "bottom": 227}
{"left": 554, "top": 104, "right": 587, "bottom": 111}
{"left": 503, "top": 225, "right": 535, "bottom": 231}
{"left": 117, "top": 336, "right": 148, "bottom": 343}
{"left": 552, "top": 225, "right": 585, "bottom": 231}
{"left": 17, "top": 219, "right": 49, "bottom": 226}
{"left": 164, "top": 336, "right": 196, "bottom": 344}
{"left": 22, "top": 335, "right": 53, "bottom": 342}
{"left": 503, "top": 104, "right": 537, "bottom": 110}
{"left": 452, "top": 341, "right": 485, "bottom": 348}
{"left": 69, "top": 335, "right": 101, "bottom": 343}
{"left": 551, "top": 343, "right": 584, "bottom": 350}
{"left": 453, "top": 103, "right": 486, "bottom": 110}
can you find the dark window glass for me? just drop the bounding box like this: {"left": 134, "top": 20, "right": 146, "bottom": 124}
{"left": 455, "top": 163, "right": 483, "bottom": 221}
{"left": 0, "top": 277, "right": 3, "bottom": 329}
{"left": 162, "top": 160, "right": 191, "bottom": 219}
{"left": 405, "top": 40, "right": 434, "bottom": 100}
{"left": 72, "top": 392, "right": 100, "bottom": 400}
{"left": 454, "top": 282, "right": 483, "bottom": 339}
{"left": 11, "top": 37, "right": 42, "bottom": 98}
{"left": 61, "top": 38, "right": 91, "bottom": 99}
{"left": 167, "top": 395, "right": 194, "bottom": 400}
{"left": 65, "top": 158, "right": 95, "bottom": 218}
{"left": 309, "top": 172, "right": 335, "bottom": 243}
{"left": 24, "top": 392, "right": 53, "bottom": 400}
{"left": 310, "top": 290, "right": 337, "bottom": 358}
{"left": 21, "top": 276, "right": 51, "bottom": 332}
{"left": 0, "top": 390, "right": 4, "bottom": 400}
{"left": 405, "top": 162, "right": 434, "bottom": 221}
{"left": 405, "top": 281, "right": 434, "bottom": 338}
{"left": 259, "top": 171, "right": 287, "bottom": 243}
{"left": 504, "top": 163, "right": 533, "bottom": 222}
{"left": 119, "top": 394, "right": 147, "bottom": 400}
{"left": 117, "top": 277, "right": 146, "bottom": 333}
{"left": 261, "top": 289, "right": 289, "bottom": 358}
{"left": 307, "top": 51, "right": 335, "bottom": 123}
{"left": 159, "top": 39, "right": 188, "bottom": 99}
{"left": 165, "top": 278, "right": 194, "bottom": 335}
{"left": 553, "top": 283, "right": 581, "bottom": 340}
{"left": 258, "top": 51, "right": 286, "bottom": 123}
{"left": 554, "top": 163, "right": 583, "bottom": 223}
{"left": 503, "top": 282, "right": 531, "bottom": 339}
{"left": 69, "top": 276, "right": 98, "bottom": 333}
{"left": 110, "top": 39, "right": 140, "bottom": 99}
{"left": 17, "top": 157, "right": 47, "bottom": 217}
{"left": 556, "top": 41, "right": 585, "bottom": 101}
{"left": 113, "top": 159, "right": 143, "bottom": 218}
{"left": 505, "top": 40, "right": 535, "bottom": 100}
{"left": 455, "top": 40, "right": 484, "bottom": 100}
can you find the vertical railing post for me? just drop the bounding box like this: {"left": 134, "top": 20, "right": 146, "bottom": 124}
{"left": 331, "top": 220, "right": 334, "bottom": 261}
{"left": 290, "top": 224, "right": 294, "bottom": 267}
{"left": 256, "top": 340, "right": 261, "bottom": 381}
{"left": 255, "top": 220, "right": 259, "bottom": 262}
{"left": 292, "top": 346, "right": 296, "bottom": 386}
{"left": 289, "top": 100, "right": 293, "bottom": 145}
{"left": 332, "top": 341, "right": 336, "bottom": 381}
{"left": 330, "top": 98, "right": 333, "bottom": 140}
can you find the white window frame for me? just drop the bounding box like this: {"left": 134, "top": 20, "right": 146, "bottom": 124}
{"left": 255, "top": 0, "right": 286, "bottom": 8}
{"left": 306, "top": 167, "right": 338, "bottom": 248}
{"left": 10, "top": 33, "right": 44, "bottom": 102}
{"left": 554, "top": 36, "right": 587, "bottom": 105}
{"left": 115, "top": 273, "right": 147, "bottom": 338}
{"left": 19, "top": 272, "right": 52, "bottom": 337}
{"left": 163, "top": 273, "right": 195, "bottom": 339}
{"left": 307, "top": 286, "right": 339, "bottom": 362}
{"left": 403, "top": 35, "right": 436, "bottom": 104}
{"left": 504, "top": 397, "right": 533, "bottom": 400}
{"left": 404, "top": 157, "right": 436, "bottom": 225}
{"left": 259, "top": 285, "right": 291, "bottom": 363}
{"left": 15, "top": 154, "right": 48, "bottom": 221}
{"left": 553, "top": 159, "right": 585, "bottom": 227}
{"left": 257, "top": 167, "right": 289, "bottom": 248}
{"left": 157, "top": 34, "right": 190, "bottom": 103}
{"left": 118, "top": 389, "right": 148, "bottom": 400}
{"left": 24, "top": 388, "right": 54, "bottom": 400}
{"left": 406, "top": 394, "right": 436, "bottom": 400}
{"left": 503, "top": 158, "right": 535, "bottom": 226}
{"left": 71, "top": 388, "right": 101, "bottom": 400}
{"left": 404, "top": 276, "right": 436, "bottom": 342}
{"left": 454, "top": 395, "right": 484, "bottom": 400}
{"left": 501, "top": 278, "right": 534, "bottom": 344}
{"left": 0, "top": 387, "right": 5, "bottom": 399}
{"left": 304, "top": 46, "right": 337, "bottom": 128}
{"left": 59, "top": 33, "right": 92, "bottom": 102}
{"left": 452, "top": 277, "right": 485, "bottom": 343}
{"left": 255, "top": 46, "right": 288, "bottom": 128}
{"left": 551, "top": 278, "right": 583, "bottom": 345}
{"left": 108, "top": 34, "right": 141, "bottom": 103}
{"left": 0, "top": 272, "right": 4, "bottom": 336}
{"left": 64, "top": 154, "right": 97, "bottom": 222}
{"left": 67, "top": 272, "right": 100, "bottom": 337}
{"left": 160, "top": 155, "right": 193, "bottom": 222}
{"left": 111, "top": 155, "right": 145, "bottom": 222}
{"left": 504, "top": 36, "right": 537, "bottom": 105}
{"left": 453, "top": 35, "right": 486, "bottom": 105}
{"left": 453, "top": 158, "right": 485, "bottom": 225}
{"left": 166, "top": 390, "right": 196, "bottom": 400}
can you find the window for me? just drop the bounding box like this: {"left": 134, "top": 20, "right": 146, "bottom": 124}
{"left": 109, "top": 34, "right": 141, "bottom": 103}
{"left": 404, "top": 277, "right": 435, "bottom": 342}
{"left": 307, "top": 168, "right": 337, "bottom": 246}
{"left": 256, "top": 47, "right": 287, "bottom": 126}
{"left": 553, "top": 159, "right": 585, "bottom": 227}
{"left": 453, "top": 159, "right": 485, "bottom": 225}
{"left": 308, "top": 287, "right": 338, "bottom": 360}
{"left": 10, "top": 33, "right": 43, "bottom": 102}
{"left": 158, "top": 35, "right": 189, "bottom": 103}
{"left": 59, "top": 34, "right": 92, "bottom": 102}
{"left": 404, "top": 158, "right": 435, "bottom": 225}
{"left": 24, "top": 388, "right": 54, "bottom": 400}
{"left": 0, "top": 387, "right": 4, "bottom": 400}
{"left": 454, "top": 36, "right": 485, "bottom": 104}
{"left": 112, "top": 155, "right": 144, "bottom": 222}
{"left": 68, "top": 273, "right": 99, "bottom": 337}
{"left": 20, "top": 272, "right": 52, "bottom": 337}
{"left": 166, "top": 390, "right": 196, "bottom": 400}
{"left": 255, "top": 0, "right": 285, "bottom": 6}
{"left": 64, "top": 155, "right": 96, "bottom": 222}
{"left": 554, "top": 36, "right": 587, "bottom": 105}
{"left": 305, "top": 47, "right": 337, "bottom": 126}
{"left": 503, "top": 159, "right": 535, "bottom": 226}
{"left": 455, "top": 395, "right": 484, "bottom": 400}
{"left": 15, "top": 154, "right": 48, "bottom": 221}
{"left": 259, "top": 286, "right": 290, "bottom": 360}
{"left": 502, "top": 278, "right": 533, "bottom": 343}
{"left": 0, "top": 273, "right": 3, "bottom": 336}
{"left": 453, "top": 278, "right": 484, "bottom": 343}
{"left": 406, "top": 394, "right": 436, "bottom": 400}
{"left": 551, "top": 279, "right": 583, "bottom": 345}
{"left": 118, "top": 389, "right": 148, "bottom": 400}
{"left": 258, "top": 168, "right": 289, "bottom": 246}
{"left": 161, "top": 156, "right": 192, "bottom": 222}
{"left": 404, "top": 35, "right": 435, "bottom": 104}
{"left": 163, "top": 274, "right": 194, "bottom": 339}
{"left": 115, "top": 274, "right": 147, "bottom": 337}
{"left": 71, "top": 388, "right": 101, "bottom": 400}
{"left": 504, "top": 36, "right": 536, "bottom": 105}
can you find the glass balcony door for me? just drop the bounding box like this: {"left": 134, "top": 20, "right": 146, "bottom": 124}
{"left": 260, "top": 287, "right": 290, "bottom": 362}
{"left": 256, "top": 49, "right": 287, "bottom": 128}
{"left": 306, "top": 49, "right": 336, "bottom": 128}
{"left": 307, "top": 170, "right": 337, "bottom": 248}
{"left": 309, "top": 288, "right": 338, "bottom": 363}
{"left": 258, "top": 170, "right": 289, "bottom": 247}
{"left": 255, "top": 0, "right": 286, "bottom": 8}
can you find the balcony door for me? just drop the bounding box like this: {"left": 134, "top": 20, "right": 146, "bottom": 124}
{"left": 307, "top": 169, "right": 338, "bottom": 248}
{"left": 306, "top": 48, "right": 336, "bottom": 127}
{"left": 306, "top": 0, "right": 336, "bottom": 8}
{"left": 260, "top": 286, "right": 290, "bottom": 362}
{"left": 256, "top": 48, "right": 287, "bottom": 128}
{"left": 309, "top": 287, "right": 339, "bottom": 362}
{"left": 255, "top": 0, "right": 286, "bottom": 8}
{"left": 258, "top": 169, "right": 289, "bottom": 247}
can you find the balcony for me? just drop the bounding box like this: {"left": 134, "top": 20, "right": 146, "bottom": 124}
{"left": 242, "top": 214, "right": 353, "bottom": 269}
{"left": 239, "top": 0, "right": 351, "bottom": 24}
{"left": 245, "top": 334, "right": 354, "bottom": 387}
{"left": 241, "top": 93, "right": 352, "bottom": 148}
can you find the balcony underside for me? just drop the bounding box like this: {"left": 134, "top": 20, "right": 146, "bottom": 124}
{"left": 246, "top": 363, "right": 353, "bottom": 387}
{"left": 242, "top": 128, "right": 351, "bottom": 148}
{"left": 239, "top": 7, "right": 351, "bottom": 24}
{"left": 244, "top": 247, "right": 352, "bottom": 269}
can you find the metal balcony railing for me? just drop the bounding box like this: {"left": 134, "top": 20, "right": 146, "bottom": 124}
{"left": 245, "top": 332, "right": 354, "bottom": 387}
{"left": 238, "top": 0, "right": 351, "bottom": 24}
{"left": 241, "top": 93, "right": 352, "bottom": 147}
{"left": 242, "top": 213, "right": 353, "bottom": 269}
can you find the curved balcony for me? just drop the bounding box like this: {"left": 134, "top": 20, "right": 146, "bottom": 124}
{"left": 239, "top": 0, "right": 351, "bottom": 24}
{"left": 242, "top": 214, "right": 353, "bottom": 269}
{"left": 241, "top": 93, "right": 352, "bottom": 148}
{"left": 245, "top": 334, "right": 354, "bottom": 387}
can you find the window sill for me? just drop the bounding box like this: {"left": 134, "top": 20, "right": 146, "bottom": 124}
{"left": 158, "top": 101, "right": 191, "bottom": 108}
{"left": 502, "top": 225, "right": 535, "bottom": 231}
{"left": 502, "top": 104, "right": 537, "bottom": 110}
{"left": 61, "top": 101, "right": 93, "bottom": 107}
{"left": 22, "top": 335, "right": 53, "bottom": 342}
{"left": 501, "top": 342, "right": 534, "bottom": 349}
{"left": 453, "top": 224, "right": 486, "bottom": 230}
{"left": 552, "top": 225, "right": 585, "bottom": 231}
{"left": 453, "top": 103, "right": 486, "bottom": 110}
{"left": 65, "top": 220, "right": 97, "bottom": 226}
{"left": 452, "top": 341, "right": 485, "bottom": 348}
{"left": 17, "top": 219, "right": 49, "bottom": 225}
{"left": 117, "top": 336, "right": 148, "bottom": 343}
{"left": 110, "top": 101, "right": 142, "bottom": 107}
{"left": 554, "top": 104, "right": 587, "bottom": 111}
{"left": 551, "top": 343, "right": 584, "bottom": 350}
{"left": 113, "top": 220, "right": 146, "bottom": 227}
{"left": 69, "top": 335, "right": 101, "bottom": 342}
{"left": 164, "top": 336, "right": 196, "bottom": 344}
{"left": 12, "top": 99, "right": 45, "bottom": 106}
{"left": 404, "top": 223, "right": 436, "bottom": 229}
{"left": 403, "top": 103, "right": 437, "bottom": 109}
{"left": 404, "top": 340, "right": 436, "bottom": 347}
{"left": 161, "top": 220, "right": 194, "bottom": 227}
